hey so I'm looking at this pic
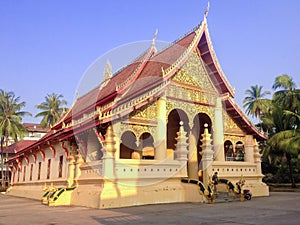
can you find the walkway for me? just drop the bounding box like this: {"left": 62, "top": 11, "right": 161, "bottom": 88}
{"left": 0, "top": 192, "right": 300, "bottom": 225}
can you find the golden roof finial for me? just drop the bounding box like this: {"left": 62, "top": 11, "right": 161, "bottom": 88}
{"left": 204, "top": 1, "right": 210, "bottom": 18}
{"left": 152, "top": 29, "right": 158, "bottom": 46}
{"left": 103, "top": 59, "right": 112, "bottom": 80}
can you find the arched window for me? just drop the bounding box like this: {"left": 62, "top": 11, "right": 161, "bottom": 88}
{"left": 235, "top": 141, "right": 245, "bottom": 161}
{"left": 120, "top": 131, "right": 137, "bottom": 159}
{"left": 224, "top": 140, "right": 234, "bottom": 161}
{"left": 139, "top": 132, "right": 154, "bottom": 159}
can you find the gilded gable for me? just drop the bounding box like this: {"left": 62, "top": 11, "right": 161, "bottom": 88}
{"left": 223, "top": 110, "right": 245, "bottom": 135}
{"left": 172, "top": 51, "right": 216, "bottom": 92}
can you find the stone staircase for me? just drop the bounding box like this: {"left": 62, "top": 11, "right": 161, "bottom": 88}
{"left": 214, "top": 192, "right": 239, "bottom": 203}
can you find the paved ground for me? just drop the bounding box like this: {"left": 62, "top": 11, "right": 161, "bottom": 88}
{"left": 1, "top": 192, "right": 300, "bottom": 225}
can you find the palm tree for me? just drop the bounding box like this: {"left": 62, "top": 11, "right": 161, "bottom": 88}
{"left": 272, "top": 74, "right": 300, "bottom": 111}
{"left": 265, "top": 108, "right": 300, "bottom": 188}
{"left": 35, "top": 93, "right": 68, "bottom": 128}
{"left": 0, "top": 89, "right": 31, "bottom": 187}
{"left": 261, "top": 75, "right": 300, "bottom": 188}
{"left": 243, "top": 85, "right": 271, "bottom": 120}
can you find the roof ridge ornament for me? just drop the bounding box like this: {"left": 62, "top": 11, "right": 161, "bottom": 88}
{"left": 99, "top": 60, "right": 113, "bottom": 90}
{"left": 204, "top": 1, "right": 210, "bottom": 18}
{"left": 152, "top": 29, "right": 158, "bottom": 46}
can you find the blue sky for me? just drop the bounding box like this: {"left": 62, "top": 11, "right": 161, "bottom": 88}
{"left": 1, "top": 0, "right": 300, "bottom": 123}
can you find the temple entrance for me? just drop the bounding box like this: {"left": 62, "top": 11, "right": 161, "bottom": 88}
{"left": 167, "top": 109, "right": 189, "bottom": 151}
{"left": 191, "top": 113, "right": 212, "bottom": 181}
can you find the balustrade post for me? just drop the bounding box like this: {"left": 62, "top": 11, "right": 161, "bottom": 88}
{"left": 201, "top": 124, "right": 214, "bottom": 186}
{"left": 175, "top": 122, "right": 189, "bottom": 161}
{"left": 102, "top": 125, "right": 117, "bottom": 180}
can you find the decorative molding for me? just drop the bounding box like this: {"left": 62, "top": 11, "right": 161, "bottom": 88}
{"left": 119, "top": 122, "right": 156, "bottom": 142}
{"left": 37, "top": 146, "right": 45, "bottom": 161}
{"left": 24, "top": 155, "right": 29, "bottom": 165}
{"left": 30, "top": 151, "right": 37, "bottom": 163}
{"left": 173, "top": 50, "right": 216, "bottom": 93}
{"left": 224, "top": 134, "right": 245, "bottom": 145}
{"left": 47, "top": 142, "right": 56, "bottom": 158}
{"left": 223, "top": 110, "right": 245, "bottom": 134}
{"left": 130, "top": 101, "right": 157, "bottom": 120}
{"left": 61, "top": 141, "right": 69, "bottom": 160}
{"left": 166, "top": 98, "right": 214, "bottom": 127}
{"left": 16, "top": 158, "right": 22, "bottom": 171}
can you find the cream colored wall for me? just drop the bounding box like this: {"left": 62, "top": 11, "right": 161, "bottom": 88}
{"left": 13, "top": 143, "right": 69, "bottom": 184}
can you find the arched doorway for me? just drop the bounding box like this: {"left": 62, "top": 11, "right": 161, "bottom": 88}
{"left": 167, "top": 109, "right": 189, "bottom": 151}
{"left": 139, "top": 132, "right": 155, "bottom": 159}
{"left": 120, "top": 131, "right": 137, "bottom": 159}
{"left": 191, "top": 113, "right": 212, "bottom": 181}
{"left": 224, "top": 140, "right": 234, "bottom": 161}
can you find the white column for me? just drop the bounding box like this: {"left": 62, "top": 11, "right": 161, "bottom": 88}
{"left": 188, "top": 130, "right": 199, "bottom": 179}
{"left": 155, "top": 95, "right": 167, "bottom": 160}
{"left": 213, "top": 97, "right": 225, "bottom": 161}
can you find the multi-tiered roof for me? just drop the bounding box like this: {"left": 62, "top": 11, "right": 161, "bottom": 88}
{"left": 9, "top": 16, "right": 266, "bottom": 160}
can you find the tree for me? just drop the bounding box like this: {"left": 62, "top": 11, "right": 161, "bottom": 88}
{"left": 261, "top": 104, "right": 299, "bottom": 187}
{"left": 260, "top": 74, "right": 300, "bottom": 188}
{"left": 243, "top": 85, "right": 271, "bottom": 120}
{"left": 272, "top": 74, "right": 300, "bottom": 111}
{"left": 35, "top": 93, "right": 68, "bottom": 128}
{"left": 0, "top": 89, "right": 31, "bottom": 187}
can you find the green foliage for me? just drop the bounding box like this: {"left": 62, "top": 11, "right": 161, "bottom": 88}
{"left": 245, "top": 75, "right": 300, "bottom": 188}
{"left": 35, "top": 93, "right": 68, "bottom": 128}
{"left": 263, "top": 158, "right": 300, "bottom": 184}
{"left": 0, "top": 90, "right": 31, "bottom": 141}
{"left": 243, "top": 85, "right": 271, "bottom": 119}
{"left": 0, "top": 89, "right": 31, "bottom": 187}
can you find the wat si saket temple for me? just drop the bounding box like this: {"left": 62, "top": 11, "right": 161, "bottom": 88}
{"left": 7, "top": 11, "right": 269, "bottom": 208}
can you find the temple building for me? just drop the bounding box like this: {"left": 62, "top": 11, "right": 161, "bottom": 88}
{"left": 7, "top": 13, "right": 269, "bottom": 208}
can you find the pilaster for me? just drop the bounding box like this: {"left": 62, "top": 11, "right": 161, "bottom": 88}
{"left": 245, "top": 135, "right": 255, "bottom": 163}
{"left": 155, "top": 95, "right": 167, "bottom": 160}
{"left": 74, "top": 154, "right": 84, "bottom": 187}
{"left": 67, "top": 155, "right": 76, "bottom": 188}
{"left": 253, "top": 138, "right": 262, "bottom": 175}
{"left": 188, "top": 132, "right": 199, "bottom": 179}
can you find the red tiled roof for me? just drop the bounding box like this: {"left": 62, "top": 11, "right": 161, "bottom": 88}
{"left": 3, "top": 140, "right": 37, "bottom": 154}
{"left": 10, "top": 18, "right": 266, "bottom": 162}
{"left": 108, "top": 31, "right": 197, "bottom": 104}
